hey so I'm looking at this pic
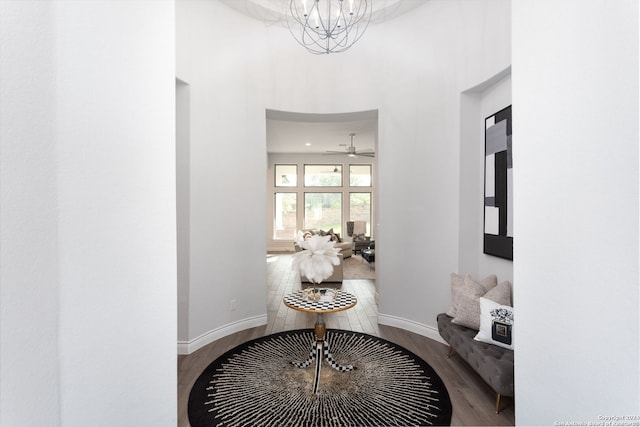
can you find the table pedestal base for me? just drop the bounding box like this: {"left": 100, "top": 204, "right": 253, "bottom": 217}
{"left": 292, "top": 313, "right": 354, "bottom": 394}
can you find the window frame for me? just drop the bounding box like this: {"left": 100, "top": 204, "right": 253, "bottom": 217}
{"left": 269, "top": 160, "right": 374, "bottom": 243}
{"left": 349, "top": 164, "right": 372, "bottom": 187}
{"left": 274, "top": 164, "right": 298, "bottom": 187}
{"left": 303, "top": 192, "right": 343, "bottom": 234}
{"left": 303, "top": 164, "right": 343, "bottom": 187}
{"left": 349, "top": 192, "right": 372, "bottom": 236}
{"left": 273, "top": 192, "right": 298, "bottom": 240}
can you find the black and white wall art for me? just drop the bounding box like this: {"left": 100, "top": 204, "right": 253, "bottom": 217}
{"left": 484, "top": 105, "right": 513, "bottom": 260}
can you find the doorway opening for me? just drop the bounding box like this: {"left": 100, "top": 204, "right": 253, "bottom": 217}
{"left": 264, "top": 109, "right": 379, "bottom": 335}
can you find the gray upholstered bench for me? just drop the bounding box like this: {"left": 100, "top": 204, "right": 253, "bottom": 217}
{"left": 437, "top": 313, "right": 514, "bottom": 413}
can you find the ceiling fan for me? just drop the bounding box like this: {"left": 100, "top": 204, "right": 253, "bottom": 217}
{"left": 326, "top": 133, "right": 375, "bottom": 158}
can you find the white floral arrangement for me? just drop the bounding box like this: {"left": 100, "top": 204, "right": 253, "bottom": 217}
{"left": 292, "top": 234, "right": 341, "bottom": 285}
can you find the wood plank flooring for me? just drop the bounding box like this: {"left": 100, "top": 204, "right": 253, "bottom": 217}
{"left": 177, "top": 253, "right": 515, "bottom": 426}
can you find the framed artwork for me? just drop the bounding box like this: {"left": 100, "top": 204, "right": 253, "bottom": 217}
{"left": 484, "top": 105, "right": 513, "bottom": 260}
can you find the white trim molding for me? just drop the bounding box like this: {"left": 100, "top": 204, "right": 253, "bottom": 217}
{"left": 177, "top": 315, "right": 268, "bottom": 355}
{"left": 378, "top": 313, "right": 447, "bottom": 346}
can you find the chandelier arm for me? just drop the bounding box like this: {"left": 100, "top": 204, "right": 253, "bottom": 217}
{"left": 287, "top": 0, "right": 371, "bottom": 55}
{"left": 288, "top": 0, "right": 328, "bottom": 53}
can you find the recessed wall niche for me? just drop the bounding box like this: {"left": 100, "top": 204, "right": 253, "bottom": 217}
{"left": 459, "top": 68, "right": 513, "bottom": 284}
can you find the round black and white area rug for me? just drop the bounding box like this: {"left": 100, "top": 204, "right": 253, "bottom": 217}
{"left": 188, "top": 329, "right": 452, "bottom": 426}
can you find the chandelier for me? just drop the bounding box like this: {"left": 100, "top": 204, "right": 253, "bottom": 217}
{"left": 287, "top": 0, "right": 372, "bottom": 55}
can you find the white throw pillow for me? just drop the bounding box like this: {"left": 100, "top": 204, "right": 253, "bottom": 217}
{"left": 474, "top": 297, "right": 514, "bottom": 350}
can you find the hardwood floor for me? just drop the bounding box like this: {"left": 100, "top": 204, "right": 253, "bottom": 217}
{"left": 178, "top": 253, "right": 515, "bottom": 426}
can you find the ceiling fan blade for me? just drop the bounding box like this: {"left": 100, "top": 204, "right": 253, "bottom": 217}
{"left": 324, "top": 134, "right": 375, "bottom": 157}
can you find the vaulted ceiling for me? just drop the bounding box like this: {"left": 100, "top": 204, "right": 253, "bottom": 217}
{"left": 220, "top": 0, "right": 428, "bottom": 26}
{"left": 223, "top": 0, "right": 428, "bottom": 155}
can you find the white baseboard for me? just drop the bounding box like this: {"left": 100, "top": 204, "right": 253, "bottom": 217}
{"left": 177, "top": 315, "right": 268, "bottom": 355}
{"left": 377, "top": 313, "right": 447, "bottom": 346}
{"left": 178, "top": 314, "right": 445, "bottom": 354}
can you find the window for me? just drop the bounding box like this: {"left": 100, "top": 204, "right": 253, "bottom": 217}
{"left": 349, "top": 193, "right": 371, "bottom": 235}
{"left": 304, "top": 164, "right": 342, "bottom": 187}
{"left": 274, "top": 193, "right": 297, "bottom": 239}
{"left": 275, "top": 164, "right": 297, "bottom": 187}
{"left": 349, "top": 164, "right": 371, "bottom": 186}
{"left": 304, "top": 193, "right": 342, "bottom": 234}
{"left": 271, "top": 162, "right": 373, "bottom": 241}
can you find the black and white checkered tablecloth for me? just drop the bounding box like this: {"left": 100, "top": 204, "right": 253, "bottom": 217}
{"left": 283, "top": 289, "right": 357, "bottom": 312}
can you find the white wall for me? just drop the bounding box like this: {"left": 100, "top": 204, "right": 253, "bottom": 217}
{"left": 513, "top": 0, "right": 639, "bottom": 424}
{"left": 176, "top": 0, "right": 511, "bottom": 348}
{"left": 1, "top": 1, "right": 177, "bottom": 426}
{"left": 0, "top": 2, "right": 61, "bottom": 425}
{"left": 370, "top": 0, "right": 512, "bottom": 339}
{"left": 176, "top": 0, "right": 269, "bottom": 354}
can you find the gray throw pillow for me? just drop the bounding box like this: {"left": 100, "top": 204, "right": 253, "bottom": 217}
{"left": 446, "top": 273, "right": 497, "bottom": 317}
{"left": 452, "top": 279, "right": 511, "bottom": 330}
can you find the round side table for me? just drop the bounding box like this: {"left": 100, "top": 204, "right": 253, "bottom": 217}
{"left": 283, "top": 289, "right": 358, "bottom": 394}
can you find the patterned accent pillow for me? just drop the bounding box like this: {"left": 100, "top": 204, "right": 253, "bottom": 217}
{"left": 474, "top": 297, "right": 514, "bottom": 350}
{"left": 446, "top": 273, "right": 497, "bottom": 317}
{"left": 451, "top": 279, "right": 511, "bottom": 330}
